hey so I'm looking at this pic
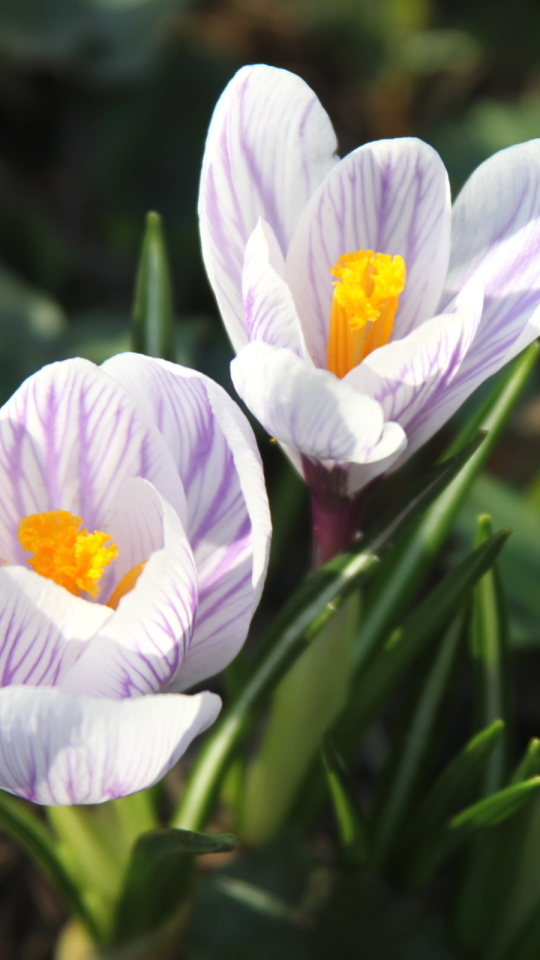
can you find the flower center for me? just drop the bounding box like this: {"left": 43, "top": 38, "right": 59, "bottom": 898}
{"left": 326, "top": 249, "right": 406, "bottom": 378}
{"left": 18, "top": 510, "right": 118, "bottom": 600}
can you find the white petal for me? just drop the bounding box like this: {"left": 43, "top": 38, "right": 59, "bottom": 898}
{"left": 60, "top": 481, "right": 198, "bottom": 698}
{"left": 345, "top": 422, "right": 410, "bottom": 494}
{"left": 231, "top": 341, "right": 406, "bottom": 466}
{"left": 0, "top": 567, "right": 111, "bottom": 687}
{"left": 0, "top": 359, "right": 185, "bottom": 566}
{"left": 347, "top": 282, "right": 484, "bottom": 464}
{"left": 102, "top": 354, "right": 272, "bottom": 690}
{"left": 243, "top": 220, "right": 310, "bottom": 359}
{"left": 199, "top": 64, "right": 338, "bottom": 352}
{"left": 285, "top": 138, "right": 451, "bottom": 366}
{"left": 0, "top": 685, "right": 220, "bottom": 805}
{"left": 443, "top": 139, "right": 540, "bottom": 379}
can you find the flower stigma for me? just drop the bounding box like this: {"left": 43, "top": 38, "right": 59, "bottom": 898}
{"left": 18, "top": 510, "right": 118, "bottom": 599}
{"left": 326, "top": 250, "right": 406, "bottom": 378}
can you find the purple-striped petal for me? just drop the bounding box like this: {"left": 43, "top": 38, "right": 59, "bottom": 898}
{"left": 243, "top": 219, "right": 310, "bottom": 358}
{"left": 285, "top": 138, "right": 451, "bottom": 367}
{"left": 60, "top": 480, "right": 198, "bottom": 698}
{"left": 199, "top": 64, "right": 338, "bottom": 352}
{"left": 0, "top": 567, "right": 111, "bottom": 688}
{"left": 347, "top": 282, "right": 484, "bottom": 465}
{"left": 231, "top": 340, "right": 406, "bottom": 468}
{"left": 442, "top": 139, "right": 540, "bottom": 381}
{"left": 0, "top": 685, "right": 220, "bottom": 805}
{"left": 102, "top": 354, "right": 272, "bottom": 690}
{"left": 0, "top": 359, "right": 185, "bottom": 566}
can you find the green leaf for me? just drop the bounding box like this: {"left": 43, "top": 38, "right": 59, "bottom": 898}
{"left": 401, "top": 720, "right": 505, "bottom": 888}
{"left": 408, "top": 778, "right": 540, "bottom": 890}
{"left": 131, "top": 211, "right": 175, "bottom": 361}
{"left": 450, "top": 778, "right": 540, "bottom": 831}
{"left": 321, "top": 736, "right": 369, "bottom": 868}
{"left": 0, "top": 790, "right": 103, "bottom": 942}
{"left": 455, "top": 473, "right": 540, "bottom": 648}
{"left": 113, "top": 828, "right": 238, "bottom": 944}
{"left": 355, "top": 343, "right": 538, "bottom": 675}
{"left": 470, "top": 514, "right": 511, "bottom": 794}
{"left": 338, "top": 531, "right": 510, "bottom": 747}
{"left": 511, "top": 739, "right": 540, "bottom": 785}
{"left": 371, "top": 610, "right": 465, "bottom": 870}
{"left": 453, "top": 738, "right": 540, "bottom": 957}
{"left": 172, "top": 436, "right": 486, "bottom": 833}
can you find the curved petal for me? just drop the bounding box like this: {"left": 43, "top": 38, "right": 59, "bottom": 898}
{"left": 199, "top": 64, "right": 338, "bottom": 352}
{"left": 0, "top": 567, "right": 111, "bottom": 687}
{"left": 0, "top": 359, "right": 186, "bottom": 566}
{"left": 345, "top": 422, "right": 410, "bottom": 494}
{"left": 231, "top": 341, "right": 406, "bottom": 466}
{"left": 101, "top": 355, "right": 272, "bottom": 690}
{"left": 442, "top": 139, "right": 540, "bottom": 377}
{"left": 0, "top": 685, "right": 220, "bottom": 805}
{"left": 60, "top": 481, "right": 198, "bottom": 698}
{"left": 347, "top": 281, "right": 484, "bottom": 464}
{"left": 285, "top": 138, "right": 451, "bottom": 366}
{"left": 243, "top": 220, "right": 310, "bottom": 359}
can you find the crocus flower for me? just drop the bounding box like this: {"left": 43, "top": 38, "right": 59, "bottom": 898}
{"left": 199, "top": 64, "right": 540, "bottom": 557}
{"left": 0, "top": 354, "right": 270, "bottom": 804}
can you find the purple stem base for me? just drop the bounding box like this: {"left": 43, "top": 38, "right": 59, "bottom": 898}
{"left": 302, "top": 457, "right": 376, "bottom": 566}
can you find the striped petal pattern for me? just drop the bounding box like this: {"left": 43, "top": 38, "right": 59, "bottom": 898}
{"left": 199, "top": 63, "right": 540, "bottom": 515}
{"left": 199, "top": 63, "right": 338, "bottom": 352}
{"left": 0, "top": 355, "right": 271, "bottom": 804}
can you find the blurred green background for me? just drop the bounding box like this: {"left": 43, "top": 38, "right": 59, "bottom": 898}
{"left": 3, "top": 0, "right": 540, "bottom": 956}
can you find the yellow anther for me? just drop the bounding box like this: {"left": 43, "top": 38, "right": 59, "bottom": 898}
{"left": 326, "top": 249, "right": 406, "bottom": 378}
{"left": 106, "top": 561, "right": 146, "bottom": 610}
{"left": 18, "top": 510, "right": 118, "bottom": 599}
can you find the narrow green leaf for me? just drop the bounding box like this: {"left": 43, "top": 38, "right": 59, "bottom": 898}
{"left": 132, "top": 211, "right": 175, "bottom": 361}
{"left": 453, "top": 738, "right": 540, "bottom": 957}
{"left": 450, "top": 778, "right": 540, "bottom": 831}
{"left": 450, "top": 517, "right": 513, "bottom": 951}
{"left": 407, "top": 778, "right": 540, "bottom": 890}
{"left": 0, "top": 791, "right": 103, "bottom": 942}
{"left": 339, "top": 531, "right": 510, "bottom": 746}
{"left": 511, "top": 739, "right": 540, "bottom": 785}
{"left": 172, "top": 435, "right": 486, "bottom": 833}
{"left": 471, "top": 514, "right": 511, "bottom": 794}
{"left": 371, "top": 610, "right": 465, "bottom": 869}
{"left": 401, "top": 720, "right": 504, "bottom": 888}
{"left": 113, "top": 828, "right": 238, "bottom": 944}
{"left": 454, "top": 473, "right": 540, "bottom": 647}
{"left": 321, "top": 736, "right": 369, "bottom": 868}
{"left": 355, "top": 343, "right": 538, "bottom": 674}
{"left": 213, "top": 876, "right": 303, "bottom": 925}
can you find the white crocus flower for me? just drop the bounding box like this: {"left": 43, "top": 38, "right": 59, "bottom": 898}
{"left": 199, "top": 63, "right": 540, "bottom": 558}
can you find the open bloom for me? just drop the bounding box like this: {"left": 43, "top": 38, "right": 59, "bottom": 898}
{"left": 0, "top": 354, "right": 270, "bottom": 804}
{"left": 199, "top": 64, "right": 540, "bottom": 509}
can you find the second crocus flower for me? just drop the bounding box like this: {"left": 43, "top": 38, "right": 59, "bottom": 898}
{"left": 0, "top": 353, "right": 271, "bottom": 804}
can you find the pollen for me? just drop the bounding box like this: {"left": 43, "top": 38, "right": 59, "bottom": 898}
{"left": 326, "top": 249, "right": 406, "bottom": 378}
{"left": 18, "top": 510, "right": 118, "bottom": 599}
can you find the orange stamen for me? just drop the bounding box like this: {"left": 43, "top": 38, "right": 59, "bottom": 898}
{"left": 326, "top": 249, "right": 406, "bottom": 378}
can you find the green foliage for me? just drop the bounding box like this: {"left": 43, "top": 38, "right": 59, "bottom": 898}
{"left": 173, "top": 436, "right": 487, "bottom": 834}
{"left": 132, "top": 211, "right": 175, "bottom": 361}
{"left": 113, "top": 828, "right": 238, "bottom": 945}
{"left": 321, "top": 737, "right": 369, "bottom": 868}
